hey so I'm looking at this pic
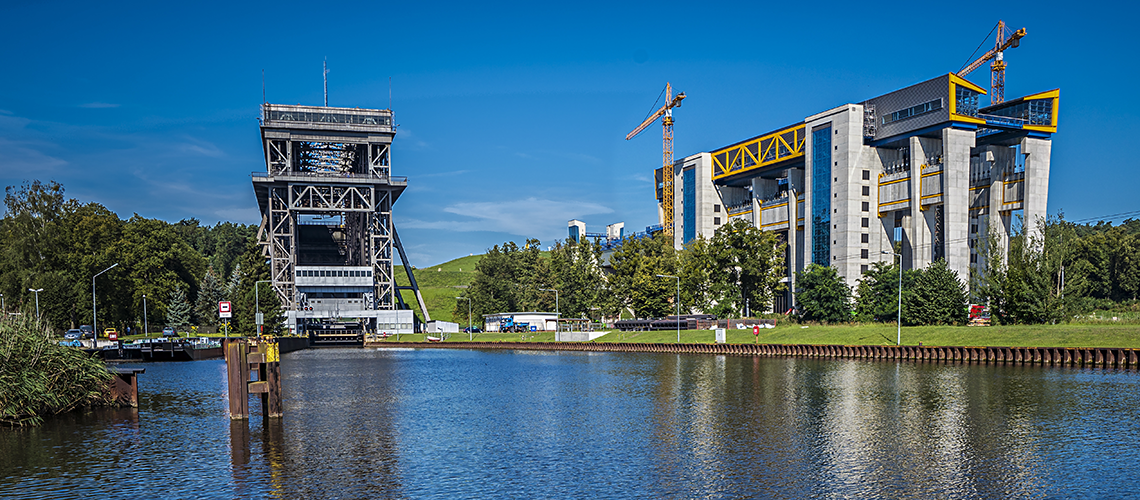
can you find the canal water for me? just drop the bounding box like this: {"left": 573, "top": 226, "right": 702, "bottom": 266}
{"left": 3, "top": 348, "right": 1140, "bottom": 498}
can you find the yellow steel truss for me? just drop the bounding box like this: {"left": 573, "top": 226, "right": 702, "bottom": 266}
{"left": 711, "top": 124, "right": 805, "bottom": 182}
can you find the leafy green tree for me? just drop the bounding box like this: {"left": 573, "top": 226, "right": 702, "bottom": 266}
{"left": 905, "top": 259, "right": 968, "bottom": 325}
{"left": 544, "top": 239, "right": 605, "bottom": 319}
{"left": 460, "top": 239, "right": 549, "bottom": 324}
{"left": 194, "top": 267, "right": 225, "bottom": 327}
{"left": 856, "top": 261, "right": 919, "bottom": 324}
{"left": 165, "top": 284, "right": 191, "bottom": 329}
{"left": 607, "top": 233, "right": 676, "bottom": 318}
{"left": 706, "top": 218, "right": 786, "bottom": 317}
{"left": 232, "top": 241, "right": 284, "bottom": 335}
{"left": 679, "top": 235, "right": 717, "bottom": 314}
{"left": 796, "top": 264, "right": 852, "bottom": 323}
{"left": 120, "top": 215, "right": 207, "bottom": 331}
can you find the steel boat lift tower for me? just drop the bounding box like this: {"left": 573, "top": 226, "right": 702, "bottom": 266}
{"left": 252, "top": 103, "right": 429, "bottom": 337}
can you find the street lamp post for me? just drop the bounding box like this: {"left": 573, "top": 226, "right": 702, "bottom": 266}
{"left": 28, "top": 288, "right": 43, "bottom": 319}
{"left": 882, "top": 251, "right": 902, "bottom": 346}
{"left": 656, "top": 274, "right": 680, "bottom": 343}
{"left": 255, "top": 280, "right": 271, "bottom": 335}
{"left": 539, "top": 288, "right": 558, "bottom": 341}
{"left": 455, "top": 296, "right": 471, "bottom": 341}
{"left": 1, "top": 293, "right": 5, "bottom": 313}
{"left": 143, "top": 294, "right": 148, "bottom": 338}
{"left": 93, "top": 263, "right": 119, "bottom": 347}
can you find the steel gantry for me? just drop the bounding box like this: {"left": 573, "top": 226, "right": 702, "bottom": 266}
{"left": 253, "top": 103, "right": 427, "bottom": 334}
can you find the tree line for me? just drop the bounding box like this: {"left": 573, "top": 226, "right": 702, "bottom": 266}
{"left": 455, "top": 219, "right": 787, "bottom": 323}
{"left": 459, "top": 215, "right": 1140, "bottom": 327}
{"left": 0, "top": 181, "right": 282, "bottom": 335}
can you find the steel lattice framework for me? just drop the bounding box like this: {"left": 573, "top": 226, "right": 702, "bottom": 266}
{"left": 253, "top": 103, "right": 427, "bottom": 324}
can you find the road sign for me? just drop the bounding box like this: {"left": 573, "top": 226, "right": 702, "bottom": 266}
{"left": 255, "top": 312, "right": 264, "bottom": 325}
{"left": 752, "top": 325, "right": 760, "bottom": 336}
{"left": 219, "top": 301, "right": 232, "bottom": 319}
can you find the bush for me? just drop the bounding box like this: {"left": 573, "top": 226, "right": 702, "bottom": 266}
{"left": 796, "top": 264, "right": 852, "bottom": 323}
{"left": 0, "top": 314, "right": 112, "bottom": 426}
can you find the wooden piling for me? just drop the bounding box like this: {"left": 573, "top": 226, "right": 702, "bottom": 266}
{"left": 226, "top": 338, "right": 283, "bottom": 420}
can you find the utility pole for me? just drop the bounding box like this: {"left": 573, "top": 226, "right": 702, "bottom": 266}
{"left": 883, "top": 251, "right": 902, "bottom": 345}
{"left": 143, "top": 294, "right": 148, "bottom": 338}
{"left": 93, "top": 263, "right": 119, "bottom": 347}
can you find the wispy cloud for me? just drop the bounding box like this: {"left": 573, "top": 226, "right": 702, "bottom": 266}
{"left": 400, "top": 197, "right": 612, "bottom": 237}
{"left": 79, "top": 102, "right": 120, "bottom": 109}
{"left": 177, "top": 137, "right": 226, "bottom": 158}
{"left": 0, "top": 138, "right": 67, "bottom": 171}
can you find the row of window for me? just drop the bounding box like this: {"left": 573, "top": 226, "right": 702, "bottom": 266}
{"left": 883, "top": 99, "right": 943, "bottom": 125}
{"left": 298, "top": 270, "right": 373, "bottom": 278}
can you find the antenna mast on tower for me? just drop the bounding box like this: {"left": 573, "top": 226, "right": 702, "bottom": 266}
{"left": 323, "top": 58, "right": 329, "bottom": 107}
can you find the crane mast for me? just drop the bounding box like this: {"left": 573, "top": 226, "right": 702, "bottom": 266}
{"left": 958, "top": 20, "right": 1026, "bottom": 105}
{"left": 627, "top": 82, "right": 685, "bottom": 241}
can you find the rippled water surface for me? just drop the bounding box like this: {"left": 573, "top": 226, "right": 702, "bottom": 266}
{"left": 3, "top": 348, "right": 1140, "bottom": 498}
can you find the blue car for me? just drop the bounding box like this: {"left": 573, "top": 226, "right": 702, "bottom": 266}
{"left": 64, "top": 329, "right": 82, "bottom": 340}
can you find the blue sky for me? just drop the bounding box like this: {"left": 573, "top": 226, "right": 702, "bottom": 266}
{"left": 1, "top": 1, "right": 1135, "bottom": 267}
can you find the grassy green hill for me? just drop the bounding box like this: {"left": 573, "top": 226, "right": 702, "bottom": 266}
{"left": 395, "top": 254, "right": 483, "bottom": 325}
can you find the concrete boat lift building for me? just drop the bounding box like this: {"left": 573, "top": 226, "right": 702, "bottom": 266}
{"left": 660, "top": 74, "right": 1059, "bottom": 311}
{"left": 252, "top": 103, "right": 428, "bottom": 335}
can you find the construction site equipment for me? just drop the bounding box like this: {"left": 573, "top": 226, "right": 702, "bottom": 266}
{"left": 957, "top": 20, "right": 1027, "bottom": 105}
{"left": 627, "top": 83, "right": 686, "bottom": 240}
{"left": 498, "top": 317, "right": 530, "bottom": 333}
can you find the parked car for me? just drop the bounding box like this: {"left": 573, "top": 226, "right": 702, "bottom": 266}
{"left": 79, "top": 325, "right": 94, "bottom": 339}
{"left": 64, "top": 329, "right": 82, "bottom": 340}
{"left": 104, "top": 328, "right": 118, "bottom": 341}
{"left": 464, "top": 326, "right": 482, "bottom": 333}
{"left": 162, "top": 327, "right": 177, "bottom": 337}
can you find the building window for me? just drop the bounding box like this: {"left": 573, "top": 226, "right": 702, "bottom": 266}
{"left": 812, "top": 126, "right": 832, "bottom": 266}
{"left": 862, "top": 201, "right": 869, "bottom": 212}
{"left": 714, "top": 204, "right": 721, "bottom": 212}
{"left": 971, "top": 254, "right": 978, "bottom": 263}
{"left": 862, "top": 170, "right": 870, "bottom": 180}
{"left": 861, "top": 264, "right": 869, "bottom": 273}
{"left": 683, "top": 168, "right": 696, "bottom": 244}
{"left": 971, "top": 224, "right": 978, "bottom": 233}
{"left": 714, "top": 217, "right": 721, "bottom": 225}
{"left": 955, "top": 86, "right": 981, "bottom": 117}
{"left": 882, "top": 98, "right": 943, "bottom": 124}
{"left": 863, "top": 186, "right": 870, "bottom": 196}
{"left": 862, "top": 217, "right": 869, "bottom": 228}
{"left": 861, "top": 249, "right": 869, "bottom": 259}
{"left": 861, "top": 233, "right": 869, "bottom": 243}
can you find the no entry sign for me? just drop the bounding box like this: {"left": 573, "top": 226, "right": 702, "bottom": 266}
{"left": 219, "top": 301, "right": 232, "bottom": 319}
{"left": 752, "top": 325, "right": 760, "bottom": 336}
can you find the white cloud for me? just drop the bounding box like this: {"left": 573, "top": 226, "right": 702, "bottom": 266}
{"left": 176, "top": 136, "right": 225, "bottom": 158}
{"left": 399, "top": 197, "right": 613, "bottom": 237}
{"left": 79, "top": 102, "right": 120, "bottom": 108}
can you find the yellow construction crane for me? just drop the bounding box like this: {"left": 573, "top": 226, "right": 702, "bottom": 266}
{"left": 957, "top": 20, "right": 1026, "bottom": 105}
{"left": 626, "top": 82, "right": 685, "bottom": 240}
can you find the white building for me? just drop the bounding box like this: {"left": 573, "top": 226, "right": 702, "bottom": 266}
{"left": 660, "top": 74, "right": 1058, "bottom": 311}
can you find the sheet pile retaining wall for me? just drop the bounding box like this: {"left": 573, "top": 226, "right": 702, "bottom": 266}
{"left": 373, "top": 342, "right": 1140, "bottom": 369}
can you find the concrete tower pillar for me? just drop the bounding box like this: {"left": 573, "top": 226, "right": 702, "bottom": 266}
{"left": 942, "top": 128, "right": 974, "bottom": 281}
{"left": 1021, "top": 137, "right": 1052, "bottom": 245}
{"left": 908, "top": 137, "right": 930, "bottom": 270}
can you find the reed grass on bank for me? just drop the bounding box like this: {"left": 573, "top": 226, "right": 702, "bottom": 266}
{"left": 0, "top": 314, "right": 112, "bottom": 426}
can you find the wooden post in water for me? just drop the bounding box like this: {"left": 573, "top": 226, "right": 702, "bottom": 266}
{"left": 226, "top": 338, "right": 283, "bottom": 420}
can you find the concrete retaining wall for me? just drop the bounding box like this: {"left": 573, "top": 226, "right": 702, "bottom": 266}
{"left": 371, "top": 341, "right": 1140, "bottom": 369}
